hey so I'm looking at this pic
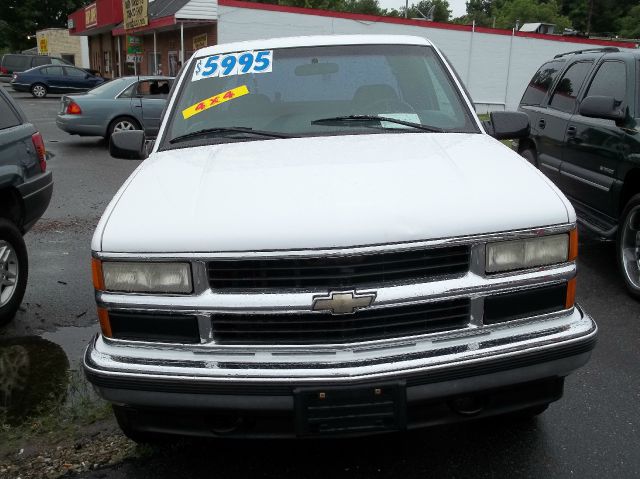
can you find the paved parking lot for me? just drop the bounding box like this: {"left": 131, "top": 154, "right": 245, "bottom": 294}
{"left": 2, "top": 85, "right": 640, "bottom": 478}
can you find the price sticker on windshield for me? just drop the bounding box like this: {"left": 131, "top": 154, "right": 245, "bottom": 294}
{"left": 192, "top": 50, "right": 273, "bottom": 82}
{"left": 182, "top": 85, "right": 250, "bottom": 120}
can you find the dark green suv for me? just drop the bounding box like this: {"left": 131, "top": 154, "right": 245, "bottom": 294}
{"left": 0, "top": 87, "right": 53, "bottom": 325}
{"left": 518, "top": 47, "right": 640, "bottom": 299}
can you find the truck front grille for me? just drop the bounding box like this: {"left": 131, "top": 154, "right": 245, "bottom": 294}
{"left": 211, "top": 298, "right": 470, "bottom": 344}
{"left": 207, "top": 246, "right": 470, "bottom": 291}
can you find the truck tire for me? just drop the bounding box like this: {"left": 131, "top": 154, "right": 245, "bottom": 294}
{"left": 617, "top": 194, "right": 640, "bottom": 300}
{"left": 0, "top": 219, "right": 28, "bottom": 327}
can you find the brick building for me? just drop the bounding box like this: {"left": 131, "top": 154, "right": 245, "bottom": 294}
{"left": 67, "top": 0, "right": 217, "bottom": 78}
{"left": 35, "top": 28, "right": 90, "bottom": 68}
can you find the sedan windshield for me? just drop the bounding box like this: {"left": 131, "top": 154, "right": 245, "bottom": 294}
{"left": 163, "top": 44, "right": 477, "bottom": 146}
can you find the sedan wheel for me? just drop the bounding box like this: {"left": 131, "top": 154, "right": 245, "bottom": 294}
{"left": 618, "top": 194, "right": 640, "bottom": 300}
{"left": 31, "top": 84, "right": 47, "bottom": 98}
{"left": 0, "top": 240, "right": 19, "bottom": 308}
{"left": 113, "top": 120, "right": 138, "bottom": 133}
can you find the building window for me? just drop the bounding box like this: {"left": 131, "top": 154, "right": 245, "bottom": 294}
{"left": 103, "top": 51, "right": 111, "bottom": 74}
{"left": 61, "top": 54, "right": 75, "bottom": 65}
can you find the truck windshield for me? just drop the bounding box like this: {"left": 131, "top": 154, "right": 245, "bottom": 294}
{"left": 163, "top": 44, "right": 478, "bottom": 146}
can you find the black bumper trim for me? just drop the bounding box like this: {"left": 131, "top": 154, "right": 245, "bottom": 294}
{"left": 84, "top": 333, "right": 597, "bottom": 397}
{"left": 17, "top": 170, "right": 53, "bottom": 230}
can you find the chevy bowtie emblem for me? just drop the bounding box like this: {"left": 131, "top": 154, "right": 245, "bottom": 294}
{"left": 312, "top": 290, "right": 376, "bottom": 315}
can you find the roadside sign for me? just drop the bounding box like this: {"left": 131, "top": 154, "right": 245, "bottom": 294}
{"left": 126, "top": 54, "right": 143, "bottom": 63}
{"left": 127, "top": 35, "right": 143, "bottom": 54}
{"left": 38, "top": 37, "right": 48, "bottom": 54}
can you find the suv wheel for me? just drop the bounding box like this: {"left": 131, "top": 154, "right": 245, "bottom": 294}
{"left": 617, "top": 194, "right": 640, "bottom": 300}
{"left": 0, "top": 219, "right": 28, "bottom": 326}
{"left": 30, "top": 83, "right": 47, "bottom": 99}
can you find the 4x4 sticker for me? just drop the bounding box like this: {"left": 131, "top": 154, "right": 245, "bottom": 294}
{"left": 191, "top": 50, "right": 273, "bottom": 82}
{"left": 182, "top": 85, "right": 249, "bottom": 119}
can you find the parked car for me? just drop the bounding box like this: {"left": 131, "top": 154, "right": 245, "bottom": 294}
{"left": 86, "top": 35, "right": 596, "bottom": 442}
{"left": 517, "top": 47, "right": 640, "bottom": 299}
{"left": 56, "top": 76, "right": 173, "bottom": 139}
{"left": 0, "top": 54, "right": 72, "bottom": 78}
{"left": 0, "top": 85, "right": 53, "bottom": 326}
{"left": 10, "top": 65, "right": 105, "bottom": 98}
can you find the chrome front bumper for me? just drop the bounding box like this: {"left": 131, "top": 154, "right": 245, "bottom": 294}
{"left": 85, "top": 304, "right": 596, "bottom": 409}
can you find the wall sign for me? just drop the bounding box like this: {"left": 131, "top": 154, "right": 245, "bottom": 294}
{"left": 85, "top": 3, "right": 98, "bottom": 28}
{"left": 193, "top": 33, "right": 208, "bottom": 50}
{"left": 123, "top": 0, "right": 149, "bottom": 30}
{"left": 38, "top": 37, "right": 48, "bottom": 55}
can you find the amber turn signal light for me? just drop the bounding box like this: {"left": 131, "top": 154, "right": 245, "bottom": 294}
{"left": 92, "top": 258, "right": 105, "bottom": 290}
{"left": 568, "top": 229, "right": 578, "bottom": 262}
{"left": 97, "top": 307, "right": 112, "bottom": 337}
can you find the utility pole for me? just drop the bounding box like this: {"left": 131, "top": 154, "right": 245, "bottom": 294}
{"left": 586, "top": 0, "right": 594, "bottom": 35}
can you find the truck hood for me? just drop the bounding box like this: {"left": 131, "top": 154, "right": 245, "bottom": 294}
{"left": 95, "top": 133, "right": 572, "bottom": 253}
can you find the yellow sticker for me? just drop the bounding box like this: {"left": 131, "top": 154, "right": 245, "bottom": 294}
{"left": 182, "top": 85, "right": 250, "bottom": 120}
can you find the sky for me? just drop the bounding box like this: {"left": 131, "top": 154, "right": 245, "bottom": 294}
{"left": 378, "top": 0, "right": 467, "bottom": 17}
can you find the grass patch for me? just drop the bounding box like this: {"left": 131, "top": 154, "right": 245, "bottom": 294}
{"left": 0, "top": 368, "right": 113, "bottom": 456}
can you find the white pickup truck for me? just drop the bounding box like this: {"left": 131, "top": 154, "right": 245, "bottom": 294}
{"left": 86, "top": 35, "right": 596, "bottom": 441}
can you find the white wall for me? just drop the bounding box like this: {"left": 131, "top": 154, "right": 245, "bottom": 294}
{"left": 218, "top": 6, "right": 634, "bottom": 112}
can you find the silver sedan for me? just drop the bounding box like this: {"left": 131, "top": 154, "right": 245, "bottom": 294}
{"left": 56, "top": 76, "right": 173, "bottom": 139}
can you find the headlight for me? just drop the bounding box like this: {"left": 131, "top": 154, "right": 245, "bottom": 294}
{"left": 98, "top": 261, "right": 192, "bottom": 294}
{"left": 486, "top": 234, "right": 571, "bottom": 273}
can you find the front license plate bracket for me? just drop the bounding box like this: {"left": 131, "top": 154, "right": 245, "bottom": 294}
{"left": 294, "top": 382, "right": 406, "bottom": 436}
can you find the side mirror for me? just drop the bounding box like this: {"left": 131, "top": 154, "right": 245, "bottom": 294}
{"left": 483, "top": 111, "right": 530, "bottom": 140}
{"left": 579, "top": 95, "right": 626, "bottom": 123}
{"left": 110, "top": 130, "right": 147, "bottom": 159}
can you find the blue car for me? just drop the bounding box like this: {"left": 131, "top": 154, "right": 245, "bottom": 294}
{"left": 10, "top": 65, "right": 105, "bottom": 98}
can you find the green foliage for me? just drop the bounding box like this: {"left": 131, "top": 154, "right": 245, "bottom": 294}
{"left": 493, "top": 0, "right": 571, "bottom": 31}
{"left": 453, "top": 0, "right": 494, "bottom": 26}
{"left": 0, "top": 0, "right": 87, "bottom": 52}
{"left": 618, "top": 5, "right": 640, "bottom": 39}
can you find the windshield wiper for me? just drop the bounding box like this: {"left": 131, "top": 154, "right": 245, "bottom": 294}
{"left": 311, "top": 115, "right": 444, "bottom": 133}
{"left": 169, "top": 127, "right": 291, "bottom": 144}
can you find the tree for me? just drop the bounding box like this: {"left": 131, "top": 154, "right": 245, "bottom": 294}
{"left": 0, "top": 0, "right": 86, "bottom": 52}
{"left": 560, "top": 0, "right": 638, "bottom": 36}
{"left": 404, "top": 0, "right": 452, "bottom": 22}
{"left": 618, "top": 4, "right": 640, "bottom": 38}
{"left": 453, "top": 0, "right": 496, "bottom": 27}
{"left": 494, "top": 0, "right": 571, "bottom": 31}
{"left": 343, "top": 0, "right": 385, "bottom": 15}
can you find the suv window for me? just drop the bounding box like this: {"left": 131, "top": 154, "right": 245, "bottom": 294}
{"left": 549, "top": 61, "right": 593, "bottom": 113}
{"left": 0, "top": 94, "right": 22, "bottom": 130}
{"left": 51, "top": 58, "right": 67, "bottom": 65}
{"left": 33, "top": 56, "right": 51, "bottom": 67}
{"left": 521, "top": 60, "right": 563, "bottom": 106}
{"left": 2, "top": 55, "right": 30, "bottom": 70}
{"left": 585, "top": 61, "right": 626, "bottom": 103}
